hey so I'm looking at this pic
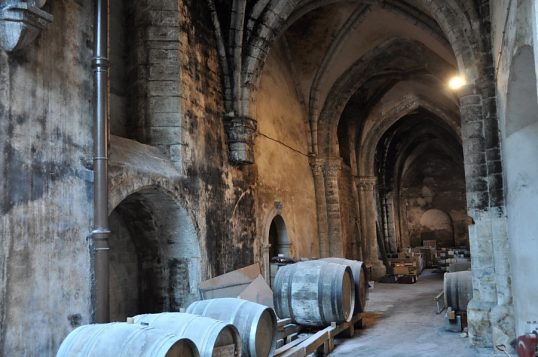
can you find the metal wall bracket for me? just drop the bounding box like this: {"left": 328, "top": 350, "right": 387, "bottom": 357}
{"left": 0, "top": 0, "right": 53, "bottom": 52}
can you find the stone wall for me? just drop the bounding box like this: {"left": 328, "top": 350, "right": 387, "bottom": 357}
{"left": 253, "top": 40, "right": 319, "bottom": 272}
{"left": 493, "top": 0, "right": 538, "bottom": 337}
{"left": 0, "top": 2, "right": 95, "bottom": 354}
{"left": 400, "top": 153, "right": 468, "bottom": 248}
{"left": 0, "top": 0, "right": 260, "bottom": 355}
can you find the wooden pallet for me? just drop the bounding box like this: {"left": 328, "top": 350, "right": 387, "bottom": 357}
{"left": 276, "top": 318, "right": 302, "bottom": 348}
{"left": 274, "top": 313, "right": 363, "bottom": 357}
{"left": 395, "top": 274, "right": 417, "bottom": 284}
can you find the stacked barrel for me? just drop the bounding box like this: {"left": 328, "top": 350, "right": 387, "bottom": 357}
{"left": 187, "top": 298, "right": 277, "bottom": 357}
{"left": 57, "top": 258, "right": 367, "bottom": 356}
{"left": 57, "top": 323, "right": 200, "bottom": 357}
{"left": 57, "top": 298, "right": 277, "bottom": 357}
{"left": 272, "top": 259, "right": 368, "bottom": 326}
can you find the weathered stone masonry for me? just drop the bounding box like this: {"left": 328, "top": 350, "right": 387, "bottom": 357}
{"left": 2, "top": 1, "right": 538, "bottom": 355}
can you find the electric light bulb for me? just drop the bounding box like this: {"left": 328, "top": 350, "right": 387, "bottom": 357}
{"left": 448, "top": 76, "right": 466, "bottom": 90}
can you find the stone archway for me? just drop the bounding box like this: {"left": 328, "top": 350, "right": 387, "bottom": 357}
{"left": 108, "top": 186, "right": 201, "bottom": 322}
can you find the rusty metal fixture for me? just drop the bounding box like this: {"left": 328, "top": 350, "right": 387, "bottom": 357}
{"left": 91, "top": 0, "right": 111, "bottom": 323}
{"left": 224, "top": 115, "right": 257, "bottom": 165}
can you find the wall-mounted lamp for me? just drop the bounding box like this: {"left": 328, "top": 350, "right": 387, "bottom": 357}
{"left": 448, "top": 75, "right": 466, "bottom": 90}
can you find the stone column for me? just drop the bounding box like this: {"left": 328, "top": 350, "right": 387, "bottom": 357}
{"left": 323, "top": 158, "right": 343, "bottom": 257}
{"left": 224, "top": 115, "right": 257, "bottom": 165}
{"left": 460, "top": 85, "right": 496, "bottom": 346}
{"left": 350, "top": 175, "right": 364, "bottom": 260}
{"left": 460, "top": 83, "right": 514, "bottom": 347}
{"left": 358, "top": 176, "right": 386, "bottom": 279}
{"left": 309, "top": 157, "right": 329, "bottom": 258}
{"left": 479, "top": 79, "right": 515, "bottom": 347}
{"left": 131, "top": 0, "right": 184, "bottom": 170}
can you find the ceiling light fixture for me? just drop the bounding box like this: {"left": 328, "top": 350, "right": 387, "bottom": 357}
{"left": 448, "top": 75, "right": 466, "bottom": 90}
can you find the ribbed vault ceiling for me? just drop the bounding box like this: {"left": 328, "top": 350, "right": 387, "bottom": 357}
{"left": 269, "top": 0, "right": 465, "bottom": 177}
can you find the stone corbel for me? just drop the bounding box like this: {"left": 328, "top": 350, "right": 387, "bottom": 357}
{"left": 0, "top": 0, "right": 53, "bottom": 52}
{"left": 224, "top": 114, "right": 257, "bottom": 165}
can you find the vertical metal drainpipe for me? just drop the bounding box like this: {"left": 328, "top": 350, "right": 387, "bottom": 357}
{"left": 91, "top": 0, "right": 110, "bottom": 323}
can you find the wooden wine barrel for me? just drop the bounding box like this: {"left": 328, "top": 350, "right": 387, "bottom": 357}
{"left": 321, "top": 258, "right": 369, "bottom": 313}
{"left": 133, "top": 312, "right": 241, "bottom": 357}
{"left": 56, "top": 322, "right": 199, "bottom": 357}
{"left": 187, "top": 298, "right": 277, "bottom": 357}
{"left": 273, "top": 260, "right": 355, "bottom": 326}
{"left": 444, "top": 270, "right": 473, "bottom": 311}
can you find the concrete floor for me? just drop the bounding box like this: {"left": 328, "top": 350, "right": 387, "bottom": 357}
{"left": 330, "top": 270, "right": 500, "bottom": 357}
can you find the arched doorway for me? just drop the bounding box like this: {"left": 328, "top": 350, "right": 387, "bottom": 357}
{"left": 268, "top": 215, "right": 290, "bottom": 259}
{"left": 108, "top": 186, "right": 200, "bottom": 322}
{"left": 266, "top": 215, "right": 290, "bottom": 287}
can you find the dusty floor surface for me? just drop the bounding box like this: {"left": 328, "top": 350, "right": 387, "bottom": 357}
{"left": 330, "top": 270, "right": 501, "bottom": 357}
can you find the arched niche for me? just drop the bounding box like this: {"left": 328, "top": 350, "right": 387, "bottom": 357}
{"left": 264, "top": 214, "right": 290, "bottom": 287}
{"left": 108, "top": 186, "right": 201, "bottom": 322}
{"left": 268, "top": 215, "right": 290, "bottom": 259}
{"left": 419, "top": 209, "right": 454, "bottom": 248}
{"left": 504, "top": 45, "right": 538, "bottom": 336}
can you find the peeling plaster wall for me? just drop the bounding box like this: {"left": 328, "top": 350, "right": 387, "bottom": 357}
{"left": 493, "top": 0, "right": 538, "bottom": 337}
{"left": 254, "top": 42, "right": 318, "bottom": 265}
{"left": 0, "top": 2, "right": 94, "bottom": 355}
{"left": 0, "top": 0, "right": 260, "bottom": 355}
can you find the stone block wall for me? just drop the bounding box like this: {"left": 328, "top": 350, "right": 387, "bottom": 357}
{"left": 400, "top": 154, "right": 468, "bottom": 248}
{"left": 253, "top": 39, "right": 318, "bottom": 268}
{"left": 128, "top": 0, "right": 184, "bottom": 171}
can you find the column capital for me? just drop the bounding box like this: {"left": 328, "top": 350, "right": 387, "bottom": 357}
{"left": 358, "top": 176, "right": 377, "bottom": 192}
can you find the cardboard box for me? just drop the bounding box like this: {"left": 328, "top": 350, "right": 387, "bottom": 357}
{"left": 393, "top": 265, "right": 413, "bottom": 275}
{"left": 198, "top": 263, "right": 274, "bottom": 308}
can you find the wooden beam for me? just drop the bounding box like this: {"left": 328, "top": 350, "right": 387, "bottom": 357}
{"left": 279, "top": 326, "right": 335, "bottom": 357}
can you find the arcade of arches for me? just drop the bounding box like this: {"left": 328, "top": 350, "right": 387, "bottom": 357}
{"left": 0, "top": 0, "right": 537, "bottom": 355}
